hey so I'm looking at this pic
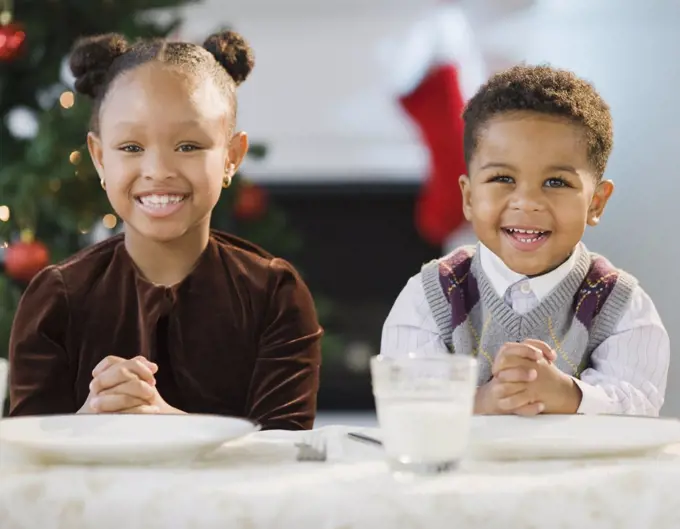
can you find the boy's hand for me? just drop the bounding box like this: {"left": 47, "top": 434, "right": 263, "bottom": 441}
{"left": 480, "top": 339, "right": 582, "bottom": 415}
{"left": 523, "top": 360, "right": 582, "bottom": 414}
{"left": 475, "top": 341, "right": 548, "bottom": 415}
{"left": 491, "top": 339, "right": 555, "bottom": 379}
{"left": 497, "top": 339, "right": 582, "bottom": 413}
{"left": 474, "top": 376, "right": 545, "bottom": 416}
{"left": 78, "top": 355, "right": 169, "bottom": 414}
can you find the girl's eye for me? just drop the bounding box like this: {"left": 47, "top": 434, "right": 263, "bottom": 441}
{"left": 120, "top": 145, "right": 142, "bottom": 153}
{"left": 177, "top": 144, "right": 199, "bottom": 153}
{"left": 489, "top": 175, "right": 514, "bottom": 184}
{"left": 544, "top": 178, "right": 569, "bottom": 188}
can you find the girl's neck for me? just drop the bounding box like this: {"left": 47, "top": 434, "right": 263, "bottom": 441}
{"left": 124, "top": 223, "right": 211, "bottom": 287}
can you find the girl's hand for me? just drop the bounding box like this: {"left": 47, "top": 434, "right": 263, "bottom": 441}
{"left": 78, "top": 355, "right": 163, "bottom": 414}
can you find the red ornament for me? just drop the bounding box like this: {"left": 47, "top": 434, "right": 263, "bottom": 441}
{"left": 5, "top": 239, "right": 50, "bottom": 283}
{"left": 233, "top": 183, "right": 268, "bottom": 221}
{"left": 0, "top": 22, "right": 26, "bottom": 62}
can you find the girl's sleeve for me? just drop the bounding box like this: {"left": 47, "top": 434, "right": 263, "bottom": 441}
{"left": 9, "top": 266, "right": 75, "bottom": 416}
{"left": 245, "top": 258, "right": 323, "bottom": 430}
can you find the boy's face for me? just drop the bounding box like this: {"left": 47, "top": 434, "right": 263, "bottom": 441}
{"left": 460, "top": 111, "right": 613, "bottom": 276}
{"left": 87, "top": 62, "right": 248, "bottom": 244}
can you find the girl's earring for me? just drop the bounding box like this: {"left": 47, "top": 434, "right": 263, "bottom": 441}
{"left": 100, "top": 178, "right": 106, "bottom": 190}
{"left": 223, "top": 165, "right": 234, "bottom": 188}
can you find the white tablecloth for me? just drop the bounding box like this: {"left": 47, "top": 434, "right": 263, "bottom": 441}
{"left": 2, "top": 424, "right": 680, "bottom": 529}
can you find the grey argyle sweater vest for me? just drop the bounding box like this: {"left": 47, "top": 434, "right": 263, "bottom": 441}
{"left": 421, "top": 243, "right": 636, "bottom": 385}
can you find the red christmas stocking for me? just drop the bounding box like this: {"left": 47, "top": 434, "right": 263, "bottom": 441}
{"left": 399, "top": 64, "right": 468, "bottom": 247}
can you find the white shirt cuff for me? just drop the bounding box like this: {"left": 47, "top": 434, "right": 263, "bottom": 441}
{"left": 572, "top": 377, "right": 615, "bottom": 415}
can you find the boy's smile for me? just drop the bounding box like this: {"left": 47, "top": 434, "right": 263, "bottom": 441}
{"left": 460, "top": 111, "right": 613, "bottom": 277}
{"left": 501, "top": 226, "right": 551, "bottom": 252}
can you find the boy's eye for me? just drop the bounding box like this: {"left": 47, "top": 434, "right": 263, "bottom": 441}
{"left": 177, "top": 144, "right": 200, "bottom": 153}
{"left": 489, "top": 175, "right": 514, "bottom": 184}
{"left": 544, "top": 177, "right": 570, "bottom": 188}
{"left": 120, "top": 144, "right": 142, "bottom": 153}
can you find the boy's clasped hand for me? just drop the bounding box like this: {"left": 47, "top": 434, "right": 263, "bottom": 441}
{"left": 475, "top": 340, "right": 582, "bottom": 416}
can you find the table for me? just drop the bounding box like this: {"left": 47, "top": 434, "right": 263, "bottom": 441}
{"left": 2, "top": 424, "right": 680, "bottom": 528}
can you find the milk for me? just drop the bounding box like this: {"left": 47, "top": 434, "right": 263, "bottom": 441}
{"left": 376, "top": 398, "right": 472, "bottom": 463}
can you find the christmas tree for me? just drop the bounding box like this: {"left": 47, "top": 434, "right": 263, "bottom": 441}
{"left": 0, "top": 1, "right": 337, "bottom": 359}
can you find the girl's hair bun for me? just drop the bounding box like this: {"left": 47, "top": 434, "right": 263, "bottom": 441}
{"left": 69, "top": 33, "right": 129, "bottom": 97}
{"left": 203, "top": 30, "right": 255, "bottom": 85}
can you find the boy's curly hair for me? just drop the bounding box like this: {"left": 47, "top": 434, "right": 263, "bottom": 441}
{"left": 463, "top": 65, "right": 613, "bottom": 178}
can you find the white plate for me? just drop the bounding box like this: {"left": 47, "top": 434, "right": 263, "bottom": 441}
{"left": 0, "top": 414, "right": 260, "bottom": 465}
{"left": 469, "top": 414, "right": 680, "bottom": 459}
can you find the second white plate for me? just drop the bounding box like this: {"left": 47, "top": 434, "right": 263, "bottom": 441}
{"left": 469, "top": 414, "right": 680, "bottom": 459}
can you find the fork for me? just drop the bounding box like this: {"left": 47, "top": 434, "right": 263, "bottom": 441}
{"left": 295, "top": 432, "right": 327, "bottom": 462}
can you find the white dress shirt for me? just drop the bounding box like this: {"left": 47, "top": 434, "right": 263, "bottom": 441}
{"left": 381, "top": 244, "right": 670, "bottom": 416}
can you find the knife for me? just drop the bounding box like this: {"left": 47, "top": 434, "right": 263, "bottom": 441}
{"left": 347, "top": 432, "right": 383, "bottom": 446}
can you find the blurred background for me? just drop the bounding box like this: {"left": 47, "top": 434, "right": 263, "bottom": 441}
{"left": 1, "top": 0, "right": 678, "bottom": 424}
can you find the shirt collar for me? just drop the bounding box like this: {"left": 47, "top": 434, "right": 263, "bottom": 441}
{"left": 478, "top": 243, "right": 578, "bottom": 302}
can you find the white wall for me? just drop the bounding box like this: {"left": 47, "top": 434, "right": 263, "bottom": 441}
{"left": 178, "top": 0, "right": 437, "bottom": 181}
{"left": 177, "top": 0, "right": 680, "bottom": 415}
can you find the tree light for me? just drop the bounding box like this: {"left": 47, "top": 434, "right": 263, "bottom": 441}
{"left": 102, "top": 214, "right": 117, "bottom": 229}
{"left": 59, "top": 91, "right": 75, "bottom": 109}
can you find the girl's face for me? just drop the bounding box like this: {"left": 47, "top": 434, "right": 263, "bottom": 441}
{"left": 88, "top": 62, "right": 248, "bottom": 244}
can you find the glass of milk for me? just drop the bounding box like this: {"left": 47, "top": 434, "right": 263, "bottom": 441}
{"left": 371, "top": 353, "right": 477, "bottom": 474}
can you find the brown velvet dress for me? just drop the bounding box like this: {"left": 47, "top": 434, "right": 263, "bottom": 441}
{"left": 8, "top": 230, "right": 322, "bottom": 430}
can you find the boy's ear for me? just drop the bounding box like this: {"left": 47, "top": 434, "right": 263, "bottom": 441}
{"left": 587, "top": 179, "right": 614, "bottom": 226}
{"left": 459, "top": 174, "right": 473, "bottom": 221}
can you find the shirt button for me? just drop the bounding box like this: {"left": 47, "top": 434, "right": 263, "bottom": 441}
{"left": 519, "top": 281, "right": 531, "bottom": 294}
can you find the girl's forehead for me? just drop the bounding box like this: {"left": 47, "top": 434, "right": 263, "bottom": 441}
{"left": 110, "top": 62, "right": 204, "bottom": 100}
{"left": 100, "top": 63, "right": 230, "bottom": 128}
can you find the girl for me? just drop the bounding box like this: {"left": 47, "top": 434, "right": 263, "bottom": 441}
{"left": 8, "top": 31, "right": 323, "bottom": 430}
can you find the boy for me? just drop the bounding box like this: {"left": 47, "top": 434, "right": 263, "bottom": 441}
{"left": 381, "top": 65, "right": 669, "bottom": 416}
